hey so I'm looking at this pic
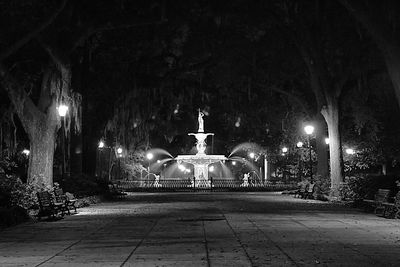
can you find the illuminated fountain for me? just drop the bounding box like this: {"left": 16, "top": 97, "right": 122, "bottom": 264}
{"left": 175, "top": 110, "right": 227, "bottom": 187}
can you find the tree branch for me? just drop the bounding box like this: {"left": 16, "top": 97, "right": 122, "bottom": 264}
{"left": 0, "top": 0, "right": 68, "bottom": 62}
{"left": 0, "top": 63, "right": 41, "bottom": 135}
{"left": 338, "top": 0, "right": 395, "bottom": 46}
{"left": 71, "top": 19, "right": 167, "bottom": 51}
{"left": 256, "top": 82, "right": 311, "bottom": 117}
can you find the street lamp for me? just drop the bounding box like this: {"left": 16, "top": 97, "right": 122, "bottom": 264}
{"left": 146, "top": 152, "right": 154, "bottom": 160}
{"left": 98, "top": 140, "right": 105, "bottom": 148}
{"left": 282, "top": 147, "right": 288, "bottom": 153}
{"left": 58, "top": 104, "right": 68, "bottom": 180}
{"left": 249, "top": 152, "right": 255, "bottom": 159}
{"left": 22, "top": 149, "right": 30, "bottom": 156}
{"left": 304, "top": 125, "right": 314, "bottom": 183}
{"left": 345, "top": 148, "right": 355, "bottom": 155}
{"left": 146, "top": 152, "right": 154, "bottom": 176}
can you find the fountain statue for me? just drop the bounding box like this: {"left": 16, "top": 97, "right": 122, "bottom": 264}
{"left": 198, "top": 109, "right": 204, "bottom": 132}
{"left": 175, "top": 110, "right": 227, "bottom": 187}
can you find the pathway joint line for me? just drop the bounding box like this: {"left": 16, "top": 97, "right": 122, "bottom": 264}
{"left": 292, "top": 218, "right": 384, "bottom": 265}
{"left": 245, "top": 215, "right": 301, "bottom": 267}
{"left": 224, "top": 213, "right": 255, "bottom": 267}
{"left": 202, "top": 220, "right": 211, "bottom": 267}
{"left": 35, "top": 218, "right": 117, "bottom": 267}
{"left": 120, "top": 218, "right": 159, "bottom": 267}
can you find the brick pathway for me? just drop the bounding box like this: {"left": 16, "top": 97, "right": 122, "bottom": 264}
{"left": 1, "top": 192, "right": 400, "bottom": 266}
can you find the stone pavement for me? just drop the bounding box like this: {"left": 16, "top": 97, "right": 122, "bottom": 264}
{"left": 1, "top": 192, "right": 400, "bottom": 266}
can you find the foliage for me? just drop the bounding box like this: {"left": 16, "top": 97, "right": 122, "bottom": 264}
{"left": 313, "top": 175, "right": 330, "bottom": 200}
{"left": 0, "top": 174, "right": 39, "bottom": 210}
{"left": 339, "top": 174, "right": 399, "bottom": 201}
{"left": 0, "top": 156, "right": 18, "bottom": 174}
{"left": 56, "top": 173, "right": 105, "bottom": 198}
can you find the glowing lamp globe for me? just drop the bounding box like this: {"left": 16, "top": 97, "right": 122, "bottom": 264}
{"left": 22, "top": 149, "right": 30, "bottom": 156}
{"left": 325, "top": 138, "right": 330, "bottom": 145}
{"left": 296, "top": 142, "right": 303, "bottom": 148}
{"left": 209, "top": 166, "right": 215, "bottom": 172}
{"left": 304, "top": 125, "right": 314, "bottom": 135}
{"left": 345, "top": 148, "right": 355, "bottom": 155}
{"left": 146, "top": 153, "right": 154, "bottom": 160}
{"left": 282, "top": 147, "right": 288, "bottom": 153}
{"left": 98, "top": 141, "right": 105, "bottom": 148}
{"left": 249, "top": 152, "right": 255, "bottom": 159}
{"left": 57, "top": 104, "right": 68, "bottom": 117}
{"left": 117, "top": 147, "right": 123, "bottom": 154}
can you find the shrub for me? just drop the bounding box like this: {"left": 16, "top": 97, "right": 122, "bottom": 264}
{"left": 55, "top": 173, "right": 106, "bottom": 197}
{"left": 339, "top": 174, "right": 399, "bottom": 201}
{"left": 0, "top": 174, "right": 38, "bottom": 210}
{"left": 313, "top": 175, "right": 330, "bottom": 200}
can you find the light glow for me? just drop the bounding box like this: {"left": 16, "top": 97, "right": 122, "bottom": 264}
{"left": 209, "top": 166, "right": 215, "bottom": 172}
{"left": 178, "top": 164, "right": 186, "bottom": 171}
{"left": 117, "top": 147, "right": 123, "bottom": 154}
{"left": 146, "top": 153, "right": 154, "bottom": 160}
{"left": 98, "top": 141, "right": 105, "bottom": 148}
{"left": 325, "top": 138, "right": 330, "bottom": 145}
{"left": 22, "top": 149, "right": 30, "bottom": 156}
{"left": 296, "top": 142, "right": 303, "bottom": 148}
{"left": 282, "top": 147, "right": 288, "bottom": 153}
{"left": 249, "top": 152, "right": 255, "bottom": 159}
{"left": 345, "top": 148, "right": 355, "bottom": 155}
{"left": 57, "top": 104, "right": 68, "bottom": 117}
{"left": 304, "top": 125, "right": 314, "bottom": 135}
{"left": 232, "top": 161, "right": 236, "bottom": 166}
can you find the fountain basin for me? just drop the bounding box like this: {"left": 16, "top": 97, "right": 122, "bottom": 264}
{"left": 176, "top": 154, "right": 227, "bottom": 187}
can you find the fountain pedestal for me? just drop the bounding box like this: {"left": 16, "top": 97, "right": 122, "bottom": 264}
{"left": 175, "top": 111, "right": 227, "bottom": 187}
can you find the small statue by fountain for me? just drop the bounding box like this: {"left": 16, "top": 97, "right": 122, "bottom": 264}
{"left": 241, "top": 173, "right": 249, "bottom": 187}
{"left": 198, "top": 109, "right": 204, "bottom": 133}
{"left": 153, "top": 174, "right": 161, "bottom": 188}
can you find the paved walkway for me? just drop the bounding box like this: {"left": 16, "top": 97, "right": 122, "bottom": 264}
{"left": 1, "top": 192, "right": 400, "bottom": 266}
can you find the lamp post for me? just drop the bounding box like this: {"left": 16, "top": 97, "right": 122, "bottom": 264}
{"left": 57, "top": 104, "right": 68, "bottom": 180}
{"left": 145, "top": 152, "right": 154, "bottom": 184}
{"left": 117, "top": 147, "right": 123, "bottom": 180}
{"left": 304, "top": 125, "right": 315, "bottom": 183}
{"left": 281, "top": 147, "right": 288, "bottom": 181}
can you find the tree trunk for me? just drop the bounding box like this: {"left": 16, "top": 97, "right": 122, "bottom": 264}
{"left": 321, "top": 96, "right": 344, "bottom": 197}
{"left": 381, "top": 45, "right": 400, "bottom": 108}
{"left": 314, "top": 113, "right": 329, "bottom": 178}
{"left": 28, "top": 120, "right": 57, "bottom": 186}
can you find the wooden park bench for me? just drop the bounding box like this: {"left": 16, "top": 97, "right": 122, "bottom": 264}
{"left": 363, "top": 189, "right": 391, "bottom": 216}
{"left": 53, "top": 188, "right": 78, "bottom": 214}
{"left": 294, "top": 183, "right": 307, "bottom": 198}
{"left": 107, "top": 184, "right": 127, "bottom": 199}
{"left": 382, "top": 191, "right": 400, "bottom": 219}
{"left": 294, "top": 183, "right": 315, "bottom": 199}
{"left": 36, "top": 191, "right": 67, "bottom": 220}
{"left": 303, "top": 183, "right": 315, "bottom": 199}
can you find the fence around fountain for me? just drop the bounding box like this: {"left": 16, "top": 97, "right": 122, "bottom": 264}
{"left": 113, "top": 178, "right": 298, "bottom": 192}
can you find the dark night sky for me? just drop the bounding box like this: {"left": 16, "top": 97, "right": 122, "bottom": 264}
{"left": 1, "top": 0, "right": 400, "bottom": 174}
